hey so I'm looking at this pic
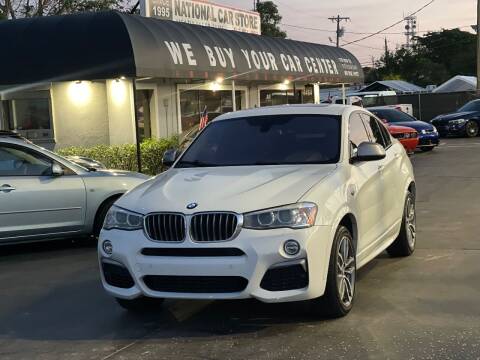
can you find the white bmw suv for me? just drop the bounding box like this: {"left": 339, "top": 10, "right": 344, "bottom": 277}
{"left": 99, "top": 104, "right": 416, "bottom": 317}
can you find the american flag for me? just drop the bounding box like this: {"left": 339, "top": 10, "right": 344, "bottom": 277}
{"left": 199, "top": 105, "right": 209, "bottom": 130}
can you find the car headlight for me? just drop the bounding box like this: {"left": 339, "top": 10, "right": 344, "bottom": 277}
{"left": 449, "top": 119, "right": 467, "bottom": 125}
{"left": 420, "top": 129, "right": 427, "bottom": 134}
{"left": 103, "top": 205, "right": 144, "bottom": 231}
{"left": 243, "top": 203, "right": 317, "bottom": 230}
{"left": 432, "top": 126, "right": 438, "bottom": 133}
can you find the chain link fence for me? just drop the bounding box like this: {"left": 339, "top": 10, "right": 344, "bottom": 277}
{"left": 364, "top": 92, "right": 477, "bottom": 122}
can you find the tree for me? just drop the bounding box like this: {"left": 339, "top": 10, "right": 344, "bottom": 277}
{"left": 0, "top": 0, "right": 134, "bottom": 19}
{"left": 370, "top": 29, "right": 475, "bottom": 86}
{"left": 256, "top": 1, "right": 286, "bottom": 38}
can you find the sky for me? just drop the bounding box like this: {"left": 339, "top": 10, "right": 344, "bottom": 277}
{"left": 217, "top": 0, "right": 477, "bottom": 66}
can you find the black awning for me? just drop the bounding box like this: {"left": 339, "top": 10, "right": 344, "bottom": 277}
{"left": 0, "top": 11, "right": 363, "bottom": 85}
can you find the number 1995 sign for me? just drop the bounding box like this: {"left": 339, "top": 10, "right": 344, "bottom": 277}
{"left": 141, "top": 0, "right": 261, "bottom": 35}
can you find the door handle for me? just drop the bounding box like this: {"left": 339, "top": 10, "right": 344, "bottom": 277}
{"left": 0, "top": 184, "right": 16, "bottom": 193}
{"left": 378, "top": 165, "right": 385, "bottom": 172}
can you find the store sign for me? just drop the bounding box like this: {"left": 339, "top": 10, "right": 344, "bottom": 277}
{"left": 160, "top": 41, "right": 362, "bottom": 79}
{"left": 142, "top": 0, "right": 261, "bottom": 35}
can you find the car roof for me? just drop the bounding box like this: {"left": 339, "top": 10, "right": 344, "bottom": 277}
{"left": 213, "top": 104, "right": 359, "bottom": 122}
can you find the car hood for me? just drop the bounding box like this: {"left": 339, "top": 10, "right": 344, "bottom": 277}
{"left": 389, "top": 120, "right": 433, "bottom": 131}
{"left": 82, "top": 169, "right": 150, "bottom": 180}
{"left": 432, "top": 111, "right": 478, "bottom": 123}
{"left": 388, "top": 124, "right": 416, "bottom": 134}
{"left": 116, "top": 165, "right": 337, "bottom": 214}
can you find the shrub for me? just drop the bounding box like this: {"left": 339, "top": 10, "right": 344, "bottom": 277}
{"left": 57, "top": 136, "right": 179, "bottom": 175}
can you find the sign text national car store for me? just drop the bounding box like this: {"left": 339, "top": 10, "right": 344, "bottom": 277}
{"left": 142, "top": 0, "right": 261, "bottom": 35}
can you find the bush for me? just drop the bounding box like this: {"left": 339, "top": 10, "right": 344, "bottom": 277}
{"left": 57, "top": 136, "right": 179, "bottom": 175}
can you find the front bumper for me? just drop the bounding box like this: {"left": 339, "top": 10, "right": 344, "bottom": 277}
{"left": 98, "top": 225, "right": 333, "bottom": 303}
{"left": 434, "top": 123, "right": 466, "bottom": 137}
{"left": 417, "top": 133, "right": 440, "bottom": 147}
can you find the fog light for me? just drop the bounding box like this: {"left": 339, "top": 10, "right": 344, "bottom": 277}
{"left": 102, "top": 240, "right": 113, "bottom": 255}
{"left": 283, "top": 240, "right": 300, "bottom": 256}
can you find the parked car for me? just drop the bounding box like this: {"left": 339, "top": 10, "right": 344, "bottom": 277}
{"left": 369, "top": 107, "right": 439, "bottom": 151}
{"left": 0, "top": 131, "right": 149, "bottom": 244}
{"left": 387, "top": 125, "right": 419, "bottom": 154}
{"left": 430, "top": 99, "right": 480, "bottom": 138}
{"left": 99, "top": 104, "right": 416, "bottom": 318}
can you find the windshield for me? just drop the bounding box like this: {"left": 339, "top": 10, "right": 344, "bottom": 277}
{"left": 175, "top": 114, "right": 341, "bottom": 168}
{"left": 458, "top": 100, "right": 480, "bottom": 112}
{"left": 370, "top": 108, "right": 416, "bottom": 123}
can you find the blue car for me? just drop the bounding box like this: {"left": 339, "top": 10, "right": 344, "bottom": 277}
{"left": 430, "top": 99, "right": 480, "bottom": 138}
{"left": 369, "top": 107, "right": 440, "bottom": 152}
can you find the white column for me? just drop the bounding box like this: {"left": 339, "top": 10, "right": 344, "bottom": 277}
{"left": 232, "top": 80, "right": 237, "bottom": 111}
{"left": 314, "top": 83, "right": 320, "bottom": 104}
{"left": 342, "top": 83, "right": 346, "bottom": 105}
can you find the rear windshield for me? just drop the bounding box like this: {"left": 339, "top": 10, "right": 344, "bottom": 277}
{"left": 175, "top": 114, "right": 341, "bottom": 168}
{"left": 370, "top": 108, "right": 416, "bottom": 123}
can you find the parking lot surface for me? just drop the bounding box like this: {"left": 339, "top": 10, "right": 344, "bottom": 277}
{"left": 1, "top": 138, "right": 480, "bottom": 360}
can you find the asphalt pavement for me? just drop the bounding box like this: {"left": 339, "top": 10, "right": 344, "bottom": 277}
{"left": 1, "top": 138, "right": 480, "bottom": 360}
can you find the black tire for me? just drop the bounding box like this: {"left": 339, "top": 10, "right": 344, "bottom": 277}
{"left": 310, "top": 226, "right": 356, "bottom": 318}
{"left": 420, "top": 146, "right": 434, "bottom": 152}
{"left": 465, "top": 120, "right": 479, "bottom": 138}
{"left": 115, "top": 297, "right": 165, "bottom": 313}
{"left": 93, "top": 196, "right": 121, "bottom": 238}
{"left": 387, "top": 191, "right": 416, "bottom": 257}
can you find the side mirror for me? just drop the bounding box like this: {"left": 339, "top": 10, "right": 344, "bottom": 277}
{"left": 352, "top": 142, "right": 386, "bottom": 162}
{"left": 162, "top": 149, "right": 178, "bottom": 168}
{"left": 51, "top": 163, "right": 64, "bottom": 176}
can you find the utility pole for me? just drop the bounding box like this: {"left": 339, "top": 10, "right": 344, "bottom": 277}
{"left": 329, "top": 15, "right": 350, "bottom": 47}
{"left": 477, "top": 0, "right": 480, "bottom": 95}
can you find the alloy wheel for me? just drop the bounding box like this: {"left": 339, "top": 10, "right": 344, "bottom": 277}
{"left": 406, "top": 197, "right": 416, "bottom": 249}
{"left": 336, "top": 235, "right": 356, "bottom": 308}
{"left": 466, "top": 121, "right": 479, "bottom": 137}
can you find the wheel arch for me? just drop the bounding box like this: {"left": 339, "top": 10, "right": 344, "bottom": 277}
{"left": 338, "top": 213, "right": 358, "bottom": 253}
{"left": 92, "top": 193, "right": 124, "bottom": 234}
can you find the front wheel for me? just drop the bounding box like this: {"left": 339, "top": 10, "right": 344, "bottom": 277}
{"left": 387, "top": 191, "right": 416, "bottom": 257}
{"left": 116, "top": 297, "right": 165, "bottom": 313}
{"left": 465, "top": 120, "right": 479, "bottom": 138}
{"left": 420, "top": 146, "right": 434, "bottom": 152}
{"left": 310, "top": 226, "right": 356, "bottom": 318}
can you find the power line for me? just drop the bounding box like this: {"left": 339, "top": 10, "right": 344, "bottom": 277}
{"left": 342, "top": 0, "right": 436, "bottom": 46}
{"left": 281, "top": 22, "right": 472, "bottom": 37}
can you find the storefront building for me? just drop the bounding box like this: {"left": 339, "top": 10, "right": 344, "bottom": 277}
{"left": 0, "top": 11, "right": 363, "bottom": 149}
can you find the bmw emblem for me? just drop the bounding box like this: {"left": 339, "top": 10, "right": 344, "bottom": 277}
{"left": 186, "top": 202, "right": 198, "bottom": 210}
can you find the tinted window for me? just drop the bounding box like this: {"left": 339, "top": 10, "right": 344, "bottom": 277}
{"left": 362, "top": 115, "right": 388, "bottom": 148}
{"left": 370, "top": 108, "right": 416, "bottom": 123}
{"left": 458, "top": 100, "right": 480, "bottom": 112}
{"left": 176, "top": 115, "right": 341, "bottom": 167}
{"left": 348, "top": 113, "right": 370, "bottom": 156}
{"left": 0, "top": 144, "right": 53, "bottom": 176}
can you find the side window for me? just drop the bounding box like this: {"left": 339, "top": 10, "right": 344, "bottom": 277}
{"left": 361, "top": 114, "right": 388, "bottom": 148}
{"left": 377, "top": 119, "right": 392, "bottom": 147}
{"left": 0, "top": 144, "right": 53, "bottom": 176}
{"left": 348, "top": 112, "right": 370, "bottom": 156}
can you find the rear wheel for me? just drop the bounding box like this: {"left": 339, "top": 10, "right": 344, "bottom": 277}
{"left": 310, "top": 226, "right": 356, "bottom": 318}
{"left": 115, "top": 297, "right": 165, "bottom": 312}
{"left": 387, "top": 191, "right": 416, "bottom": 257}
{"left": 465, "top": 120, "right": 479, "bottom": 138}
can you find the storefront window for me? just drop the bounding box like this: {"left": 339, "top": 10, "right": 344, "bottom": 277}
{"left": 260, "top": 86, "right": 315, "bottom": 107}
{"left": 135, "top": 89, "right": 153, "bottom": 140}
{"left": 2, "top": 94, "right": 53, "bottom": 141}
{"left": 180, "top": 90, "right": 243, "bottom": 133}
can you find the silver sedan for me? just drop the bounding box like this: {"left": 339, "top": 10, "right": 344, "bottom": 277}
{"left": 0, "top": 131, "right": 149, "bottom": 245}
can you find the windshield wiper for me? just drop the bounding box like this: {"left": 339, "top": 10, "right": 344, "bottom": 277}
{"left": 175, "top": 160, "right": 218, "bottom": 168}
